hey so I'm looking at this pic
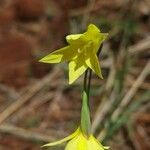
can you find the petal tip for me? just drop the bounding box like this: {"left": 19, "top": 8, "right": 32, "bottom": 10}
{"left": 104, "top": 146, "right": 110, "bottom": 149}
{"left": 39, "top": 58, "right": 45, "bottom": 63}
{"left": 68, "top": 80, "right": 73, "bottom": 84}
{"left": 100, "top": 74, "right": 103, "bottom": 79}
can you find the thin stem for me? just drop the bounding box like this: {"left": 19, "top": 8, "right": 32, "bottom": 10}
{"left": 83, "top": 69, "right": 92, "bottom": 101}
{"left": 81, "top": 69, "right": 91, "bottom": 136}
{"left": 98, "top": 44, "right": 103, "bottom": 56}
{"left": 83, "top": 69, "right": 89, "bottom": 92}
{"left": 87, "top": 69, "right": 92, "bottom": 100}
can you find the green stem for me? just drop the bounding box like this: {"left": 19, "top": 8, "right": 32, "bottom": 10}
{"left": 81, "top": 69, "right": 92, "bottom": 136}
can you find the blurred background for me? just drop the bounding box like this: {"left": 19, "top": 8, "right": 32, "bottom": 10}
{"left": 0, "top": 0, "right": 150, "bottom": 149}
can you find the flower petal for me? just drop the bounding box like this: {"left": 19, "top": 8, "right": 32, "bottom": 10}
{"left": 65, "top": 131, "right": 87, "bottom": 150}
{"left": 87, "top": 24, "right": 101, "bottom": 34}
{"left": 64, "top": 129, "right": 109, "bottom": 150}
{"left": 68, "top": 57, "right": 87, "bottom": 84}
{"left": 81, "top": 24, "right": 100, "bottom": 42}
{"left": 65, "top": 136, "right": 78, "bottom": 150}
{"left": 77, "top": 134, "right": 87, "bottom": 150}
{"left": 86, "top": 52, "right": 103, "bottom": 79}
{"left": 66, "top": 34, "right": 82, "bottom": 44}
{"left": 42, "top": 128, "right": 80, "bottom": 147}
{"left": 39, "top": 46, "right": 76, "bottom": 63}
{"left": 88, "top": 137, "right": 102, "bottom": 150}
{"left": 88, "top": 136, "right": 108, "bottom": 150}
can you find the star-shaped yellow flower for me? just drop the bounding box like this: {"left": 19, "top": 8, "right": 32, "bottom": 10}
{"left": 42, "top": 127, "right": 109, "bottom": 150}
{"left": 40, "top": 24, "right": 108, "bottom": 84}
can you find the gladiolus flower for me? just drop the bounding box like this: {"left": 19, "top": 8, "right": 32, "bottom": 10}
{"left": 40, "top": 24, "right": 108, "bottom": 84}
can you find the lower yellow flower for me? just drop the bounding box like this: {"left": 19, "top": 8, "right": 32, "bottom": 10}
{"left": 42, "top": 128, "right": 109, "bottom": 150}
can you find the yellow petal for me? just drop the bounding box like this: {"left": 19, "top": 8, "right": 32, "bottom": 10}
{"left": 93, "top": 33, "right": 108, "bottom": 53}
{"left": 65, "top": 131, "right": 108, "bottom": 150}
{"left": 77, "top": 134, "right": 87, "bottom": 150}
{"left": 66, "top": 34, "right": 82, "bottom": 44}
{"left": 39, "top": 46, "right": 76, "bottom": 63}
{"left": 84, "top": 24, "right": 108, "bottom": 52}
{"left": 81, "top": 24, "right": 100, "bottom": 42}
{"left": 88, "top": 136, "right": 109, "bottom": 150}
{"left": 86, "top": 53, "right": 103, "bottom": 79}
{"left": 68, "top": 58, "right": 87, "bottom": 84}
{"left": 65, "top": 137, "right": 79, "bottom": 150}
{"left": 87, "top": 24, "right": 100, "bottom": 34}
{"left": 65, "top": 131, "right": 87, "bottom": 150}
{"left": 88, "top": 136, "right": 103, "bottom": 150}
{"left": 42, "top": 128, "right": 80, "bottom": 147}
{"left": 104, "top": 146, "right": 109, "bottom": 149}
{"left": 87, "top": 24, "right": 108, "bottom": 42}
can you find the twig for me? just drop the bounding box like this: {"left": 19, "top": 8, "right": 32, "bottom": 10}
{"left": 137, "top": 101, "right": 150, "bottom": 113}
{"left": 128, "top": 36, "right": 150, "bottom": 54}
{"left": 14, "top": 92, "right": 55, "bottom": 123}
{"left": 111, "top": 61, "right": 150, "bottom": 121}
{"left": 0, "top": 68, "right": 61, "bottom": 124}
{"left": 105, "top": 57, "right": 116, "bottom": 91}
{"left": 126, "top": 75, "right": 150, "bottom": 90}
{"left": 0, "top": 123, "right": 54, "bottom": 142}
{"left": 0, "top": 84, "right": 19, "bottom": 100}
{"left": 39, "top": 89, "right": 64, "bottom": 129}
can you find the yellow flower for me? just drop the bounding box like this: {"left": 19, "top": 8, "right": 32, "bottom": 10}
{"left": 40, "top": 24, "right": 108, "bottom": 84}
{"left": 42, "top": 128, "right": 109, "bottom": 150}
